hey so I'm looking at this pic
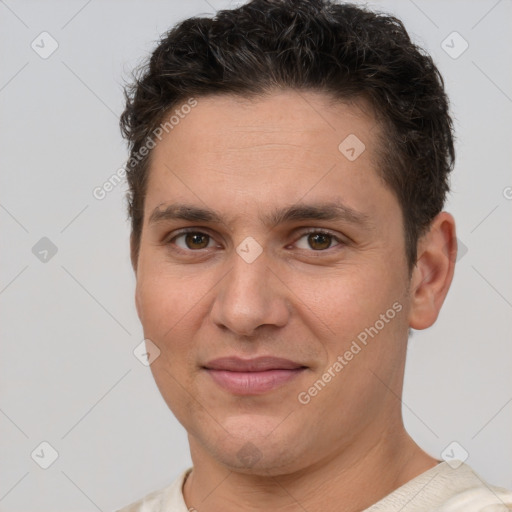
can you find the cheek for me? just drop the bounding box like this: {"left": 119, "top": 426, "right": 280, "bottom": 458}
{"left": 135, "top": 264, "right": 211, "bottom": 369}
{"left": 305, "top": 266, "right": 391, "bottom": 334}
{"left": 136, "top": 258, "right": 196, "bottom": 333}
{"left": 136, "top": 270, "right": 204, "bottom": 422}
{"left": 306, "top": 263, "right": 408, "bottom": 375}
{"left": 135, "top": 280, "right": 195, "bottom": 399}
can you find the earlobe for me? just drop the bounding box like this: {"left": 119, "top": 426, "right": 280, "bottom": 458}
{"left": 408, "top": 212, "right": 457, "bottom": 330}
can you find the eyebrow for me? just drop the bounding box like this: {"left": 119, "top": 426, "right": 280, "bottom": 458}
{"left": 148, "top": 201, "right": 371, "bottom": 230}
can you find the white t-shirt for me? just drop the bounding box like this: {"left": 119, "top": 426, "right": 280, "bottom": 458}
{"left": 116, "top": 461, "right": 512, "bottom": 511}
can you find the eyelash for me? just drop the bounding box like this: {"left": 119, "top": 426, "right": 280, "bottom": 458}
{"left": 165, "top": 228, "right": 345, "bottom": 254}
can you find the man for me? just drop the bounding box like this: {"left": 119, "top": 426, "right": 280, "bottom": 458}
{"left": 117, "top": 0, "right": 512, "bottom": 510}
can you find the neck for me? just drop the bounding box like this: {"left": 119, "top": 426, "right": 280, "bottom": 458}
{"left": 182, "top": 422, "right": 439, "bottom": 512}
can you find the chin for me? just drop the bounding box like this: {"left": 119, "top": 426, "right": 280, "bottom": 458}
{"left": 207, "top": 427, "right": 303, "bottom": 474}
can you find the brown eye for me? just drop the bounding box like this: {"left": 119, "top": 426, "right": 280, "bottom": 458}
{"left": 173, "top": 232, "right": 214, "bottom": 250}
{"left": 307, "top": 232, "right": 333, "bottom": 250}
{"left": 294, "top": 231, "right": 341, "bottom": 251}
{"left": 185, "top": 233, "right": 210, "bottom": 249}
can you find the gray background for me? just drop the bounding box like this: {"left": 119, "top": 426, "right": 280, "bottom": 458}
{"left": 0, "top": 0, "right": 511, "bottom": 510}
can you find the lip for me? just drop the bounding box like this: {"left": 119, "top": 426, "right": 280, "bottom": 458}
{"left": 203, "top": 356, "right": 306, "bottom": 372}
{"left": 202, "top": 356, "right": 307, "bottom": 395}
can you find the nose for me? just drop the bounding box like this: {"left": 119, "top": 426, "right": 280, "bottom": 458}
{"left": 210, "top": 247, "right": 291, "bottom": 337}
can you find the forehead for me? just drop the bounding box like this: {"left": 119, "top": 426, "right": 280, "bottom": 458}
{"left": 155, "top": 89, "right": 380, "bottom": 157}
{"left": 144, "top": 89, "right": 395, "bottom": 227}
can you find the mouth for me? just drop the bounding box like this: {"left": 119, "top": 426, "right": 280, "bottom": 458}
{"left": 202, "top": 356, "right": 308, "bottom": 395}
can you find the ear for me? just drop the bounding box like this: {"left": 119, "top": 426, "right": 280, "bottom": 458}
{"left": 408, "top": 211, "right": 457, "bottom": 330}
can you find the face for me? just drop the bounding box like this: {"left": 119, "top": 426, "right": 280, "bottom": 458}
{"left": 133, "top": 90, "right": 414, "bottom": 475}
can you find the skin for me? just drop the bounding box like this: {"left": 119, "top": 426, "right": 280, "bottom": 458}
{"left": 131, "top": 90, "right": 457, "bottom": 511}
